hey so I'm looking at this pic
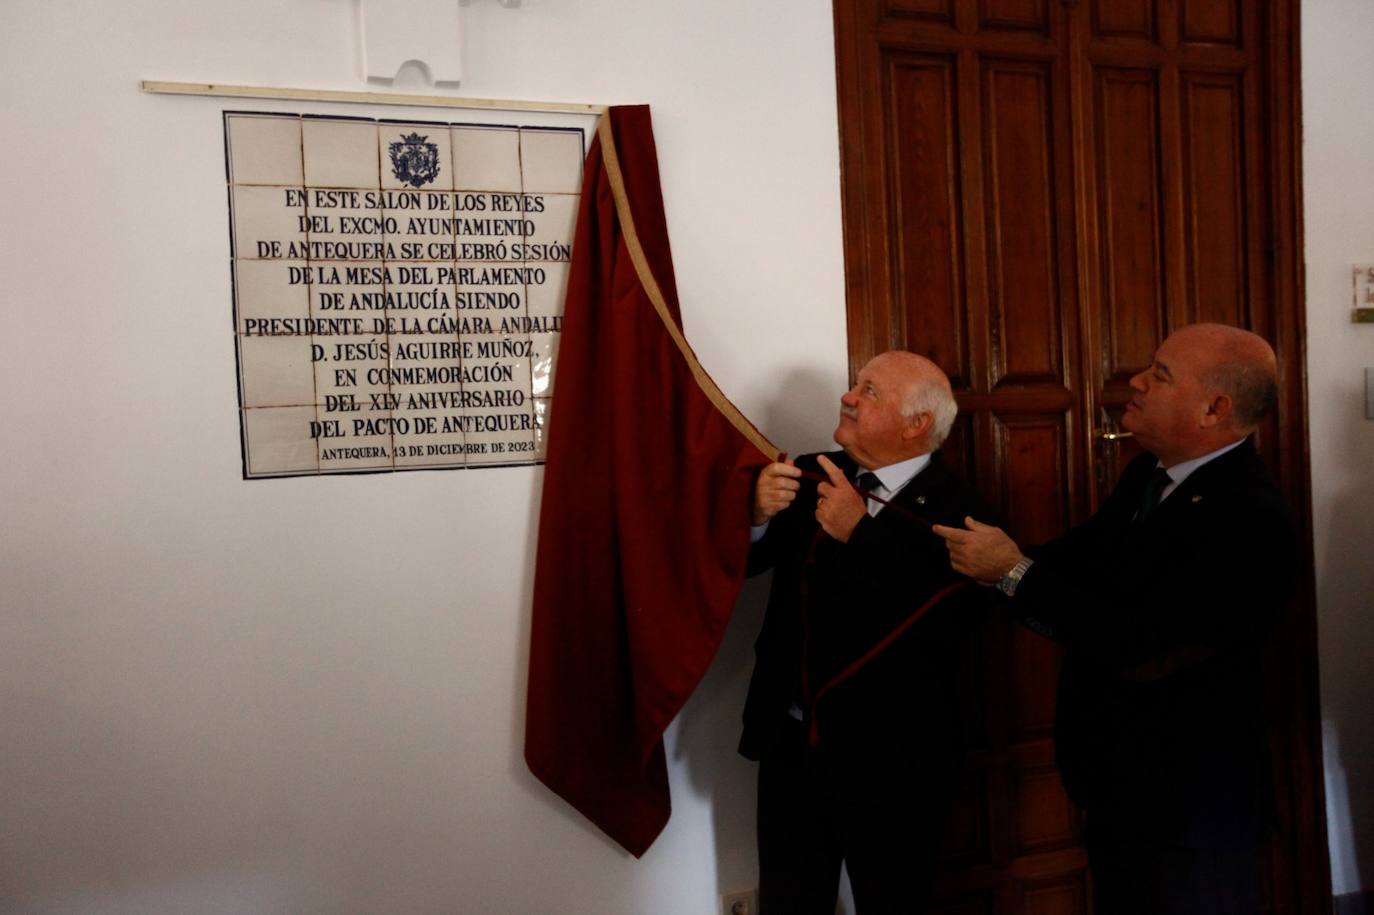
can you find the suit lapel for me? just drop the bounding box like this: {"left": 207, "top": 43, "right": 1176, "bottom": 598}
{"left": 1135, "top": 438, "right": 1259, "bottom": 527}
{"left": 879, "top": 452, "right": 946, "bottom": 514}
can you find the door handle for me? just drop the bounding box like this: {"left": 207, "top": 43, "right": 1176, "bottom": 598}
{"left": 1093, "top": 410, "right": 1130, "bottom": 485}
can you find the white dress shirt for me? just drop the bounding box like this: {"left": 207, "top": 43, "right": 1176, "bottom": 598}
{"left": 751, "top": 452, "right": 934, "bottom": 541}
{"left": 858, "top": 453, "right": 932, "bottom": 516}
{"left": 1157, "top": 438, "right": 1247, "bottom": 503}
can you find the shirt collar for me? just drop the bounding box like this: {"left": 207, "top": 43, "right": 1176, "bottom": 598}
{"left": 866, "top": 452, "right": 933, "bottom": 494}
{"left": 1159, "top": 437, "right": 1246, "bottom": 491}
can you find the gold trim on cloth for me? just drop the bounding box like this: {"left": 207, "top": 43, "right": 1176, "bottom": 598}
{"left": 595, "top": 116, "right": 781, "bottom": 462}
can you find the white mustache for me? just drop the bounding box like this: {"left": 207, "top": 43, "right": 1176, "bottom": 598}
{"left": 839, "top": 405, "right": 858, "bottom": 420}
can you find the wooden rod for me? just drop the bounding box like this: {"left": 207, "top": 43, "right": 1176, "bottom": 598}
{"left": 141, "top": 80, "right": 608, "bottom": 116}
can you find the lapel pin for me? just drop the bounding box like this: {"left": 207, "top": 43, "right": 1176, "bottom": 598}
{"left": 1191, "top": 495, "right": 1203, "bottom": 503}
{"left": 915, "top": 495, "right": 927, "bottom": 505}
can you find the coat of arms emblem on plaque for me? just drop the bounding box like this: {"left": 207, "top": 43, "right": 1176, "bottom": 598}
{"left": 388, "top": 132, "right": 441, "bottom": 187}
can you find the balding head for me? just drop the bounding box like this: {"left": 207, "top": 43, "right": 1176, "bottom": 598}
{"left": 834, "top": 351, "right": 958, "bottom": 469}
{"left": 1122, "top": 323, "right": 1278, "bottom": 465}
{"left": 1185, "top": 324, "right": 1279, "bottom": 430}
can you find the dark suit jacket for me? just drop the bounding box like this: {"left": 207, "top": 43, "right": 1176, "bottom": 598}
{"left": 1010, "top": 439, "right": 1295, "bottom": 849}
{"left": 739, "top": 450, "right": 991, "bottom": 800}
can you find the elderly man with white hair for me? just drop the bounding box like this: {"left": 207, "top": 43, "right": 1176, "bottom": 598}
{"left": 740, "top": 350, "right": 992, "bottom": 915}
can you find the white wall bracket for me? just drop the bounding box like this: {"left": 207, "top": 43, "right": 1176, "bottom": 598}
{"left": 360, "top": 0, "right": 523, "bottom": 85}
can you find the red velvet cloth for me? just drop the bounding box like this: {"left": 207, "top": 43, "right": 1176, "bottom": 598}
{"left": 525, "top": 106, "right": 776, "bottom": 857}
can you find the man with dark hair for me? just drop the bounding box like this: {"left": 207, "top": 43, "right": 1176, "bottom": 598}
{"left": 742, "top": 350, "right": 990, "bottom": 914}
{"left": 936, "top": 323, "right": 1293, "bottom": 914}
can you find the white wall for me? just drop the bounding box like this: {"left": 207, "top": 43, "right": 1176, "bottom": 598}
{"left": 0, "top": 2, "right": 847, "bottom": 913}
{"left": 4, "top": 1, "right": 1371, "bottom": 911}
{"left": 1303, "top": 0, "right": 1374, "bottom": 899}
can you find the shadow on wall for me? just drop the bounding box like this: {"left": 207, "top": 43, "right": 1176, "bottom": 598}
{"left": 1318, "top": 381, "right": 1374, "bottom": 900}
{"left": 754, "top": 365, "right": 847, "bottom": 459}
{"left": 676, "top": 581, "right": 858, "bottom": 915}
{"left": 1324, "top": 722, "right": 1366, "bottom": 900}
{"left": 674, "top": 575, "right": 769, "bottom": 901}
{"left": 504, "top": 465, "right": 635, "bottom": 857}
{"left": 504, "top": 361, "right": 845, "bottom": 898}
{"left": 673, "top": 362, "right": 847, "bottom": 906}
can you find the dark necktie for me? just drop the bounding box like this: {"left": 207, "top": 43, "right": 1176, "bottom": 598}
{"left": 855, "top": 472, "right": 880, "bottom": 515}
{"left": 1136, "top": 467, "right": 1172, "bottom": 523}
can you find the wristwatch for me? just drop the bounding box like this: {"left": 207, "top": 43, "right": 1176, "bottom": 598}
{"left": 995, "top": 556, "right": 1034, "bottom": 597}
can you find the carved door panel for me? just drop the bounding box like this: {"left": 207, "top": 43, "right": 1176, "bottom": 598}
{"left": 1081, "top": 0, "right": 1277, "bottom": 495}
{"left": 834, "top": 0, "right": 1324, "bottom": 912}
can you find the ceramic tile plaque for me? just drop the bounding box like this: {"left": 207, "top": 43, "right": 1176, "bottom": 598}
{"left": 225, "top": 111, "right": 583, "bottom": 478}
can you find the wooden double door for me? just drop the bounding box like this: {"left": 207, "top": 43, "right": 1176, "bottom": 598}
{"left": 833, "top": 0, "right": 1326, "bottom": 912}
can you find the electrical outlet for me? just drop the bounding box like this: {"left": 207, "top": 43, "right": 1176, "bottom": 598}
{"left": 721, "top": 889, "right": 757, "bottom": 915}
